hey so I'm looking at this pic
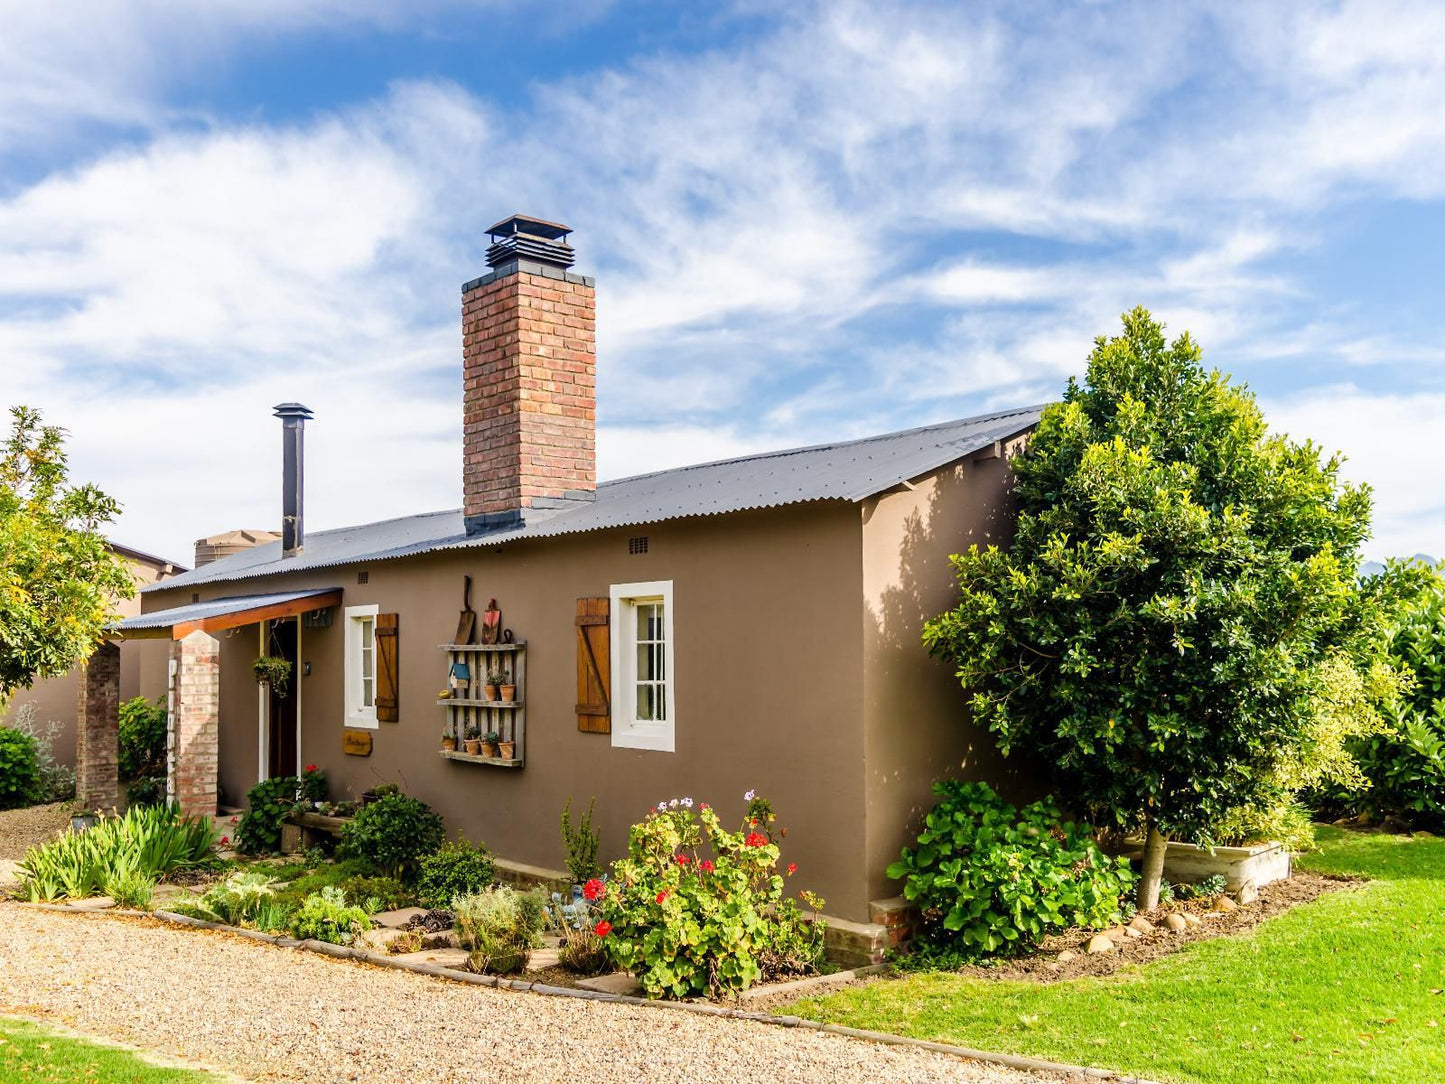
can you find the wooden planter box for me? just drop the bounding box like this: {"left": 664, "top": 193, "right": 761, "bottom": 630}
{"left": 1125, "top": 838, "right": 1292, "bottom": 892}
{"left": 281, "top": 811, "right": 352, "bottom": 854}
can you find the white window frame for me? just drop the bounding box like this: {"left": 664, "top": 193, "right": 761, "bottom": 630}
{"left": 344, "top": 604, "right": 380, "bottom": 729}
{"left": 610, "top": 580, "right": 675, "bottom": 752}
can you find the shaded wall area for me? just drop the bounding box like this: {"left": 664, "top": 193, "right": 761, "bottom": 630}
{"left": 143, "top": 502, "right": 876, "bottom": 918}
{"left": 860, "top": 442, "right": 1039, "bottom": 904}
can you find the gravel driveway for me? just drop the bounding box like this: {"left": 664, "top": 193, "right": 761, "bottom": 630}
{"left": 0, "top": 907, "right": 1074, "bottom": 1084}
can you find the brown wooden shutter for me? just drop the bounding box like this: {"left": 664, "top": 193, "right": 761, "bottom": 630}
{"left": 576, "top": 597, "right": 610, "bottom": 733}
{"left": 375, "top": 613, "right": 399, "bottom": 722}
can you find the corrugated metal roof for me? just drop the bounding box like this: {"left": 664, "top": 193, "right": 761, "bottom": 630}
{"left": 116, "top": 588, "right": 342, "bottom": 630}
{"left": 144, "top": 405, "right": 1042, "bottom": 594}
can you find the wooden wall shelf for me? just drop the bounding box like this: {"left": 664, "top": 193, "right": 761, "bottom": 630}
{"left": 440, "top": 641, "right": 526, "bottom": 767}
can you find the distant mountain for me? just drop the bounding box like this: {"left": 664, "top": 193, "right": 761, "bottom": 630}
{"left": 1359, "top": 554, "right": 1440, "bottom": 578}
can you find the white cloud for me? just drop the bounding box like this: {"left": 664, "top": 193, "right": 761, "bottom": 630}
{"left": 3, "top": 0, "right": 1445, "bottom": 560}
{"left": 1264, "top": 387, "right": 1445, "bottom": 560}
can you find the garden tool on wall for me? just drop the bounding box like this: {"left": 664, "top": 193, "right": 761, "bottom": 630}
{"left": 455, "top": 575, "right": 477, "bottom": 645}
{"left": 480, "top": 597, "right": 502, "bottom": 644}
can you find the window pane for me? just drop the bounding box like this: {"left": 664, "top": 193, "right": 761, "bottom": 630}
{"left": 363, "top": 678, "right": 374, "bottom": 708}
{"left": 656, "top": 641, "right": 666, "bottom": 682}
{"left": 636, "top": 683, "right": 655, "bottom": 721}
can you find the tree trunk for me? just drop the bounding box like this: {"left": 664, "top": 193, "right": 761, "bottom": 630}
{"left": 1137, "top": 821, "right": 1167, "bottom": 911}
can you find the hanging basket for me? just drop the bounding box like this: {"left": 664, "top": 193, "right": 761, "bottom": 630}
{"left": 252, "top": 656, "right": 293, "bottom": 699}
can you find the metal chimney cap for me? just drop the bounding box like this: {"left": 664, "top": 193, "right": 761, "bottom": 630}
{"left": 272, "top": 403, "right": 314, "bottom": 420}
{"left": 485, "top": 214, "right": 572, "bottom": 242}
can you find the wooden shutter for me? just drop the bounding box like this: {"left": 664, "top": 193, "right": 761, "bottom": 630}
{"left": 375, "top": 613, "right": 399, "bottom": 723}
{"left": 576, "top": 597, "right": 610, "bottom": 733}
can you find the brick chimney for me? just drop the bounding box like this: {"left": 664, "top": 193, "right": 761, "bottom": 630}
{"left": 462, "top": 214, "right": 596, "bottom": 534}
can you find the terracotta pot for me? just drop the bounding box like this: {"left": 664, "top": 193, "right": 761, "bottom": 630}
{"left": 441, "top": 737, "right": 457, "bottom": 752}
{"left": 483, "top": 684, "right": 500, "bottom": 701}
{"left": 464, "top": 739, "right": 481, "bottom": 755}
{"left": 481, "top": 741, "right": 499, "bottom": 758}
{"left": 500, "top": 684, "right": 517, "bottom": 703}
{"left": 498, "top": 740, "right": 516, "bottom": 759}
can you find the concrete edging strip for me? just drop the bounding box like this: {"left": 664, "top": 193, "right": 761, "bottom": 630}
{"left": 14, "top": 904, "right": 1159, "bottom": 1084}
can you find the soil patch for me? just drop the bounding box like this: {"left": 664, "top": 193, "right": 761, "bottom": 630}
{"left": 973, "top": 871, "right": 1358, "bottom": 982}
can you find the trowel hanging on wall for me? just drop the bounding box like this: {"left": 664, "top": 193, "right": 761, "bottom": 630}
{"left": 455, "top": 575, "right": 477, "bottom": 645}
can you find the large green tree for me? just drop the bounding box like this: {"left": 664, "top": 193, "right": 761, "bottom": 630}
{"left": 0, "top": 406, "right": 133, "bottom": 698}
{"left": 924, "top": 308, "right": 1398, "bottom": 907}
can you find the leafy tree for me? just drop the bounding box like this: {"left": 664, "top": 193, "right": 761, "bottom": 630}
{"left": 0, "top": 406, "right": 133, "bottom": 698}
{"left": 924, "top": 308, "right": 1399, "bottom": 907}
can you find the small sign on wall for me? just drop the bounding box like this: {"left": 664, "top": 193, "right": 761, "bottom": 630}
{"left": 343, "top": 729, "right": 373, "bottom": 757}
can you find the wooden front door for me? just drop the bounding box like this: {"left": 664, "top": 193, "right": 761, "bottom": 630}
{"left": 268, "top": 618, "right": 299, "bottom": 778}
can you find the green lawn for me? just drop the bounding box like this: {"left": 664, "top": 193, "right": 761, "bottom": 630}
{"left": 0, "top": 1017, "right": 233, "bottom": 1084}
{"left": 788, "top": 827, "right": 1445, "bottom": 1083}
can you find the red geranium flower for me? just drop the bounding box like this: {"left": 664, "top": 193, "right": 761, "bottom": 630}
{"left": 676, "top": 854, "right": 690, "bottom": 865}
{"left": 700, "top": 802, "right": 710, "bottom": 810}
{"left": 593, "top": 920, "right": 612, "bottom": 938}
{"left": 220, "top": 836, "right": 229, "bottom": 845}
{"left": 745, "top": 832, "right": 767, "bottom": 848}
{"left": 583, "top": 878, "right": 606, "bottom": 901}
{"left": 656, "top": 890, "right": 668, "bottom": 903}
{"left": 786, "top": 862, "right": 797, "bottom": 875}
{"left": 304, "top": 764, "right": 318, "bottom": 773}
{"left": 699, "top": 859, "right": 714, "bottom": 873}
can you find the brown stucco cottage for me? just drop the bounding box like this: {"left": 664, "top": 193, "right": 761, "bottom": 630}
{"left": 97, "top": 215, "right": 1040, "bottom": 942}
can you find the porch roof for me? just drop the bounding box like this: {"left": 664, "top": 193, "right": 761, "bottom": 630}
{"left": 111, "top": 588, "right": 342, "bottom": 640}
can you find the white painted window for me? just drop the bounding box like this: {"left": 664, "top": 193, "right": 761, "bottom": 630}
{"left": 610, "top": 580, "right": 675, "bottom": 752}
{"left": 344, "top": 604, "right": 380, "bottom": 728}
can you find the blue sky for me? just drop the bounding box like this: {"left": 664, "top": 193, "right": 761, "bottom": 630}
{"left": 1, "top": 0, "right": 1442, "bottom": 563}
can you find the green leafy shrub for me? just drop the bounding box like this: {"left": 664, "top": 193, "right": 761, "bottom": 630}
{"left": 288, "top": 885, "right": 372, "bottom": 945}
{"left": 235, "top": 775, "right": 301, "bottom": 854}
{"left": 102, "top": 869, "right": 156, "bottom": 910}
{"left": 16, "top": 803, "right": 218, "bottom": 901}
{"left": 118, "top": 696, "right": 167, "bottom": 780}
{"left": 887, "top": 781, "right": 1135, "bottom": 960}
{"left": 416, "top": 836, "right": 494, "bottom": 908}
{"left": 176, "top": 870, "right": 281, "bottom": 926}
{"left": 0, "top": 725, "right": 41, "bottom": 809}
{"left": 453, "top": 886, "right": 546, "bottom": 974}
{"left": 338, "top": 791, "right": 444, "bottom": 878}
{"left": 126, "top": 775, "right": 166, "bottom": 809}
{"left": 298, "top": 764, "right": 328, "bottom": 803}
{"left": 1212, "top": 800, "right": 1317, "bottom": 853}
{"left": 596, "top": 794, "right": 827, "bottom": 999}
{"left": 9, "top": 703, "right": 74, "bottom": 803}
{"left": 560, "top": 797, "right": 602, "bottom": 883}
{"left": 1177, "top": 873, "right": 1227, "bottom": 900}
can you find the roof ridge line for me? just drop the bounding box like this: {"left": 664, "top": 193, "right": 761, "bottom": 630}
{"left": 596, "top": 405, "right": 1049, "bottom": 489}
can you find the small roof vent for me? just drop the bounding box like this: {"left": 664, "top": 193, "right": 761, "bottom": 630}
{"left": 485, "top": 213, "right": 575, "bottom": 271}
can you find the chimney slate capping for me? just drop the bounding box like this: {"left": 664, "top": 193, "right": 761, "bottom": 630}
{"left": 462, "top": 261, "right": 596, "bottom": 294}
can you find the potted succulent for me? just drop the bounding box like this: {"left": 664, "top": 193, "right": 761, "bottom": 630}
{"left": 484, "top": 667, "right": 504, "bottom": 701}
{"left": 441, "top": 729, "right": 458, "bottom": 752}
{"left": 481, "top": 730, "right": 501, "bottom": 758}
{"left": 499, "top": 669, "right": 517, "bottom": 703}
{"left": 498, "top": 736, "right": 516, "bottom": 760}
{"left": 464, "top": 724, "right": 483, "bottom": 755}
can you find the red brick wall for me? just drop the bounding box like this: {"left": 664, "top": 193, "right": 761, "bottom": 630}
{"left": 75, "top": 641, "right": 121, "bottom": 811}
{"left": 462, "top": 268, "right": 596, "bottom": 522}
{"left": 169, "top": 631, "right": 220, "bottom": 816}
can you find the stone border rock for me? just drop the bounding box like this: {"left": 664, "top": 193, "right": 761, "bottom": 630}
{"left": 10, "top": 903, "right": 1159, "bottom": 1084}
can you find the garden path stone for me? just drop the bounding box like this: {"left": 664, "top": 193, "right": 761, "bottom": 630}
{"left": 388, "top": 946, "right": 471, "bottom": 969}
{"left": 67, "top": 897, "right": 116, "bottom": 911}
{"left": 1084, "top": 935, "right": 1114, "bottom": 954}
{"left": 577, "top": 971, "right": 644, "bottom": 995}
{"left": 526, "top": 947, "right": 560, "bottom": 971}
{"left": 0, "top": 907, "right": 1047, "bottom": 1082}
{"left": 1213, "top": 895, "right": 1238, "bottom": 913}
{"left": 1163, "top": 913, "right": 1188, "bottom": 932}
{"left": 1236, "top": 882, "right": 1259, "bottom": 905}
{"left": 1127, "top": 916, "right": 1155, "bottom": 934}
{"left": 373, "top": 906, "right": 428, "bottom": 928}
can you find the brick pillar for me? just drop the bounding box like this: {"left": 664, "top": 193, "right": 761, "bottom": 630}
{"left": 75, "top": 641, "right": 121, "bottom": 811}
{"left": 168, "top": 630, "right": 220, "bottom": 816}
{"left": 462, "top": 262, "right": 596, "bottom": 532}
